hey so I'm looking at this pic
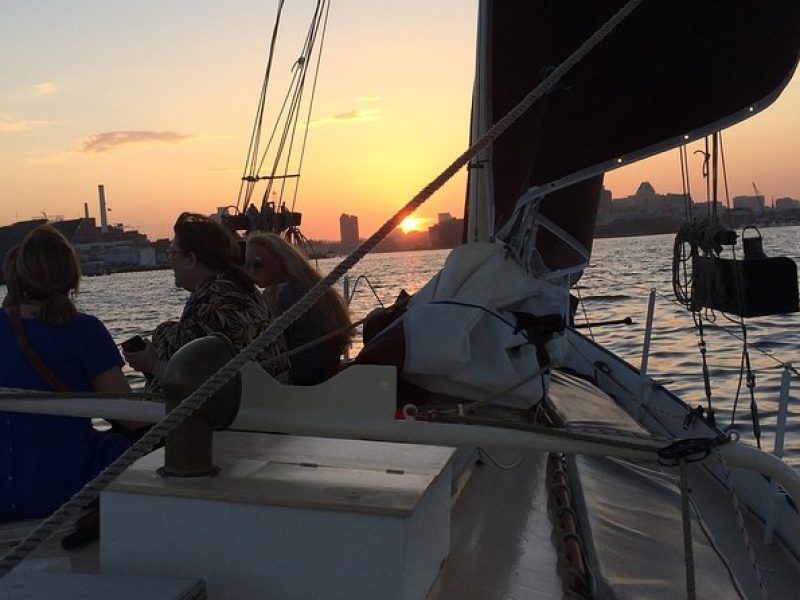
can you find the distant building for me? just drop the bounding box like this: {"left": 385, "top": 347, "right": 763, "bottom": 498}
{"left": 339, "top": 214, "right": 359, "bottom": 249}
{"left": 733, "top": 194, "right": 766, "bottom": 215}
{"left": 0, "top": 215, "right": 160, "bottom": 281}
{"left": 595, "top": 181, "right": 690, "bottom": 237}
{"left": 437, "top": 212, "right": 454, "bottom": 224}
{"left": 373, "top": 228, "right": 431, "bottom": 253}
{"left": 774, "top": 197, "right": 800, "bottom": 212}
{"left": 610, "top": 182, "right": 687, "bottom": 218}
{"left": 429, "top": 216, "right": 464, "bottom": 249}
{"left": 598, "top": 187, "right": 612, "bottom": 213}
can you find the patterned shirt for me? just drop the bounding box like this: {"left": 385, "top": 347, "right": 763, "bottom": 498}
{"left": 149, "top": 274, "right": 290, "bottom": 391}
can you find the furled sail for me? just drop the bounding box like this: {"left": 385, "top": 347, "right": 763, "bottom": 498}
{"left": 468, "top": 0, "right": 800, "bottom": 278}
{"left": 360, "top": 0, "right": 800, "bottom": 408}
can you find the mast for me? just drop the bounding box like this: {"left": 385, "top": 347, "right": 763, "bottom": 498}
{"left": 465, "top": 0, "right": 493, "bottom": 243}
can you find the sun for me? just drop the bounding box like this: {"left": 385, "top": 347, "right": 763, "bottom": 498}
{"left": 399, "top": 216, "right": 425, "bottom": 234}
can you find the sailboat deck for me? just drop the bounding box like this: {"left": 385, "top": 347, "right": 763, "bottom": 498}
{"left": 1, "top": 367, "right": 799, "bottom": 598}
{"left": 430, "top": 449, "right": 562, "bottom": 599}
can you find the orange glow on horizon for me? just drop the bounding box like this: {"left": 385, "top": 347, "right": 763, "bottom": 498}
{"left": 398, "top": 216, "right": 427, "bottom": 234}
{"left": 2, "top": 3, "right": 799, "bottom": 243}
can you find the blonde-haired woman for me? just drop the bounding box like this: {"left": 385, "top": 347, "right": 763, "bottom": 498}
{"left": 245, "top": 233, "right": 351, "bottom": 385}
{"left": 0, "top": 225, "right": 133, "bottom": 522}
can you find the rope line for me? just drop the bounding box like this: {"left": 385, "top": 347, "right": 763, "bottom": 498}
{"left": 0, "top": 388, "right": 162, "bottom": 401}
{"left": 0, "top": 0, "right": 644, "bottom": 577}
{"left": 461, "top": 366, "right": 546, "bottom": 412}
{"left": 679, "top": 460, "right": 697, "bottom": 600}
{"left": 714, "top": 450, "right": 768, "bottom": 600}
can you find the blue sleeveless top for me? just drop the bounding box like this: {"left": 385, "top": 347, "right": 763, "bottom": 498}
{"left": 0, "top": 311, "right": 130, "bottom": 522}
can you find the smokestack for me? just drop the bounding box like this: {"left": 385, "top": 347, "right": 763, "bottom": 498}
{"left": 97, "top": 184, "right": 108, "bottom": 233}
{"left": 84, "top": 202, "right": 89, "bottom": 219}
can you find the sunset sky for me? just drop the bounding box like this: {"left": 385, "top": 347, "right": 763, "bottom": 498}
{"left": 2, "top": 1, "right": 799, "bottom": 241}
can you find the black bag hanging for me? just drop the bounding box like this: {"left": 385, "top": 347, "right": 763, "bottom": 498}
{"left": 692, "top": 227, "right": 799, "bottom": 318}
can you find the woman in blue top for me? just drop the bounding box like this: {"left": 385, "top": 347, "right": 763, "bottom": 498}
{"left": 0, "top": 225, "right": 132, "bottom": 523}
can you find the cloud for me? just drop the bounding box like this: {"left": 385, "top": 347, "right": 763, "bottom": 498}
{"left": 0, "top": 114, "right": 50, "bottom": 132}
{"left": 307, "top": 108, "right": 381, "bottom": 128}
{"left": 32, "top": 82, "right": 57, "bottom": 97}
{"left": 78, "top": 130, "right": 193, "bottom": 153}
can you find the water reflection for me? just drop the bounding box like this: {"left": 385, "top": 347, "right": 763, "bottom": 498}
{"left": 3, "top": 227, "right": 798, "bottom": 465}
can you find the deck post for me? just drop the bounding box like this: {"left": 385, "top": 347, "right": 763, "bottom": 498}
{"left": 764, "top": 363, "right": 793, "bottom": 544}
{"left": 343, "top": 275, "right": 351, "bottom": 360}
{"left": 638, "top": 288, "right": 657, "bottom": 417}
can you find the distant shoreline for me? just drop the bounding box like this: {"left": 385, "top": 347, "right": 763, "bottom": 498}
{"left": 83, "top": 264, "right": 172, "bottom": 278}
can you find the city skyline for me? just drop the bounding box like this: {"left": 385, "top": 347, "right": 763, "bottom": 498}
{"left": 2, "top": 2, "right": 799, "bottom": 241}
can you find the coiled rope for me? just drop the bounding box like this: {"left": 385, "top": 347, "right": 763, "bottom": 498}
{"left": 0, "top": 0, "right": 644, "bottom": 578}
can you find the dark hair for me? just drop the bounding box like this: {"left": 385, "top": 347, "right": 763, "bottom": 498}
{"left": 173, "top": 212, "right": 254, "bottom": 291}
{"left": 2, "top": 247, "right": 21, "bottom": 308}
{"left": 14, "top": 225, "right": 81, "bottom": 326}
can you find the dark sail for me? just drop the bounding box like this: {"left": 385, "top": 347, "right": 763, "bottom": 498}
{"left": 473, "top": 0, "right": 800, "bottom": 273}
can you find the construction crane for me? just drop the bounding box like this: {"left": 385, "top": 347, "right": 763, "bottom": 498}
{"left": 752, "top": 181, "right": 772, "bottom": 210}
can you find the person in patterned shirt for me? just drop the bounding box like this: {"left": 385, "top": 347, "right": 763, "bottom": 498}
{"left": 124, "top": 213, "right": 290, "bottom": 390}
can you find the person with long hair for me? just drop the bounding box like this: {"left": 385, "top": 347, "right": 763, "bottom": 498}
{"left": 245, "top": 232, "right": 351, "bottom": 385}
{"left": 125, "top": 213, "right": 290, "bottom": 387}
{"left": 0, "top": 225, "right": 132, "bottom": 522}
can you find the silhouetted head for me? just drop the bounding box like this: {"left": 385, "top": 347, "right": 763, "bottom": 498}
{"left": 13, "top": 225, "right": 81, "bottom": 325}
{"left": 245, "top": 232, "right": 352, "bottom": 354}
{"left": 244, "top": 233, "right": 305, "bottom": 288}
{"left": 170, "top": 212, "right": 253, "bottom": 292}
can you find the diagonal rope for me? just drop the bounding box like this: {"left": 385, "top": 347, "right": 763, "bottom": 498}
{"left": 679, "top": 460, "right": 697, "bottom": 600}
{"left": 715, "top": 451, "right": 768, "bottom": 599}
{"left": 0, "top": 0, "right": 644, "bottom": 578}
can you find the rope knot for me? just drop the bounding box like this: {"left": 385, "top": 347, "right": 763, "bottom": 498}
{"left": 657, "top": 434, "right": 728, "bottom": 467}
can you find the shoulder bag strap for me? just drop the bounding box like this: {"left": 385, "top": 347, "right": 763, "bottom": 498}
{"left": 5, "top": 305, "right": 70, "bottom": 392}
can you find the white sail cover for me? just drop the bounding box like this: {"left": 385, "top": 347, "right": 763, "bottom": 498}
{"left": 402, "top": 242, "right": 568, "bottom": 408}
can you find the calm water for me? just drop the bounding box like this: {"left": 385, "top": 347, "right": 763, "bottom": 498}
{"left": 3, "top": 227, "right": 799, "bottom": 465}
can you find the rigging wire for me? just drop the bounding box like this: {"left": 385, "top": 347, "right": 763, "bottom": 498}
{"left": 714, "top": 132, "right": 761, "bottom": 445}
{"left": 679, "top": 144, "right": 693, "bottom": 221}
{"left": 719, "top": 133, "right": 733, "bottom": 225}
{"left": 573, "top": 285, "right": 594, "bottom": 341}
{"left": 238, "top": 0, "right": 329, "bottom": 218}
{"left": 238, "top": 0, "right": 287, "bottom": 213}
{"left": 261, "top": 0, "right": 328, "bottom": 212}
{"left": 291, "top": 0, "right": 330, "bottom": 213}
{"left": 702, "top": 136, "right": 712, "bottom": 219}
{"left": 670, "top": 131, "right": 765, "bottom": 440}
{"left": 711, "top": 132, "right": 719, "bottom": 224}
{"left": 284, "top": 226, "right": 321, "bottom": 269}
